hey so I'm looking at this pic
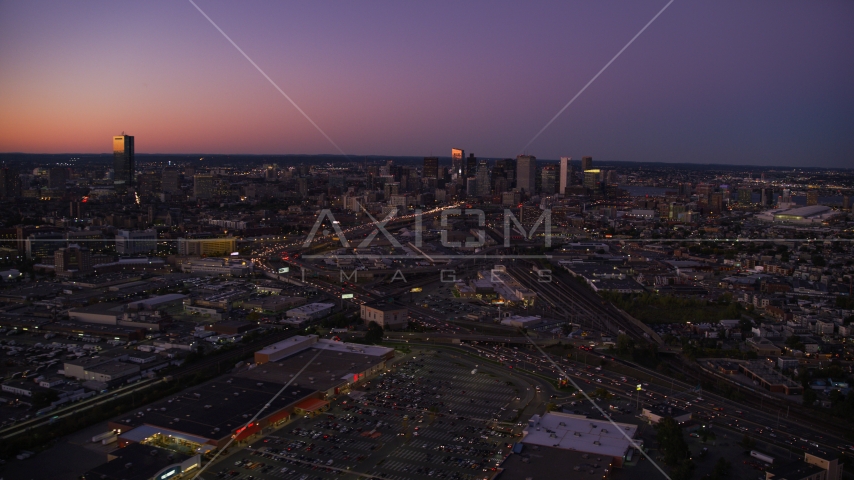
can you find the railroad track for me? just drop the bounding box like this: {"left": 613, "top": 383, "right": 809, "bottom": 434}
{"left": 507, "top": 264, "right": 647, "bottom": 340}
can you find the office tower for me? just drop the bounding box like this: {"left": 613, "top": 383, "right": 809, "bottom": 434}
{"left": 581, "top": 156, "right": 593, "bottom": 172}
{"left": 806, "top": 190, "right": 819, "bottom": 206}
{"left": 161, "top": 167, "right": 181, "bottom": 194}
{"left": 115, "top": 229, "right": 157, "bottom": 255}
{"left": 451, "top": 148, "right": 464, "bottom": 179}
{"left": 384, "top": 182, "right": 400, "bottom": 198}
{"left": 496, "top": 158, "right": 516, "bottom": 187}
{"left": 696, "top": 183, "right": 713, "bottom": 204}
{"left": 466, "top": 177, "right": 478, "bottom": 197}
{"left": 193, "top": 174, "right": 214, "bottom": 199}
{"left": 583, "top": 169, "right": 601, "bottom": 190}
{"left": 605, "top": 170, "right": 617, "bottom": 185}
{"left": 423, "top": 157, "right": 439, "bottom": 179}
{"left": 541, "top": 165, "right": 557, "bottom": 195}
{"left": 465, "top": 154, "right": 478, "bottom": 178}
{"left": 761, "top": 188, "right": 772, "bottom": 206}
{"left": 49, "top": 167, "right": 67, "bottom": 190}
{"left": 710, "top": 192, "right": 723, "bottom": 215}
{"left": 559, "top": 157, "right": 572, "bottom": 194}
{"left": 113, "top": 134, "right": 135, "bottom": 186}
{"left": 69, "top": 201, "right": 85, "bottom": 219}
{"left": 737, "top": 188, "right": 752, "bottom": 204}
{"left": 669, "top": 202, "right": 686, "bottom": 220}
{"left": 502, "top": 191, "right": 521, "bottom": 206}
{"left": 493, "top": 177, "right": 508, "bottom": 194}
{"left": 136, "top": 173, "right": 160, "bottom": 196}
{"left": 54, "top": 244, "right": 92, "bottom": 276}
{"left": 516, "top": 155, "right": 537, "bottom": 194}
{"left": 298, "top": 178, "right": 309, "bottom": 196}
{"left": 0, "top": 167, "right": 22, "bottom": 199}
{"left": 476, "top": 159, "right": 491, "bottom": 197}
{"left": 843, "top": 195, "right": 850, "bottom": 212}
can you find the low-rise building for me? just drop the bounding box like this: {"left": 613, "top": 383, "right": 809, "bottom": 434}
{"left": 642, "top": 404, "right": 692, "bottom": 424}
{"left": 522, "top": 412, "right": 639, "bottom": 469}
{"left": 286, "top": 302, "right": 335, "bottom": 322}
{"left": 360, "top": 302, "right": 408, "bottom": 330}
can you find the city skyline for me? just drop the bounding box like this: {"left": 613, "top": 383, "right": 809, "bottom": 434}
{"left": 1, "top": 1, "right": 853, "bottom": 168}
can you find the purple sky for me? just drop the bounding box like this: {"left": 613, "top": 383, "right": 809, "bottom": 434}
{"left": 1, "top": 1, "right": 852, "bottom": 167}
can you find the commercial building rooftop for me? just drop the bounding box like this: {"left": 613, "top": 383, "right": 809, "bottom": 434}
{"left": 81, "top": 443, "right": 195, "bottom": 480}
{"left": 765, "top": 459, "right": 825, "bottom": 480}
{"left": 112, "top": 376, "right": 316, "bottom": 442}
{"left": 242, "top": 344, "right": 391, "bottom": 392}
{"left": 362, "top": 301, "right": 408, "bottom": 312}
{"left": 498, "top": 444, "right": 612, "bottom": 480}
{"left": 522, "top": 412, "right": 638, "bottom": 460}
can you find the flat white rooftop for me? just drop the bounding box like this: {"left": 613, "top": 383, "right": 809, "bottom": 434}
{"left": 313, "top": 338, "right": 393, "bottom": 357}
{"left": 522, "top": 412, "right": 638, "bottom": 459}
{"left": 255, "top": 335, "right": 392, "bottom": 359}
{"left": 289, "top": 302, "right": 335, "bottom": 314}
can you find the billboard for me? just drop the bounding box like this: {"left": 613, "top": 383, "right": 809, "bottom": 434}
{"left": 341, "top": 293, "right": 354, "bottom": 299}
{"left": 278, "top": 267, "right": 289, "bottom": 274}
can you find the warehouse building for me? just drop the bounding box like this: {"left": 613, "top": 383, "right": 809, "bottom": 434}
{"left": 110, "top": 376, "right": 318, "bottom": 452}
{"left": 248, "top": 335, "right": 394, "bottom": 397}
{"left": 522, "top": 412, "right": 640, "bottom": 468}
{"left": 286, "top": 302, "right": 335, "bottom": 322}
{"left": 81, "top": 443, "right": 200, "bottom": 480}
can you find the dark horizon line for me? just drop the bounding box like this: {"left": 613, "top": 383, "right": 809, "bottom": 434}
{"left": 0, "top": 151, "right": 851, "bottom": 171}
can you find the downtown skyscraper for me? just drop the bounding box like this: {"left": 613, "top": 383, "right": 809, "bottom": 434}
{"left": 475, "top": 159, "right": 491, "bottom": 197}
{"left": 559, "top": 156, "right": 572, "bottom": 194}
{"left": 516, "top": 155, "right": 537, "bottom": 194}
{"left": 423, "top": 156, "right": 439, "bottom": 179}
{"left": 581, "top": 156, "right": 593, "bottom": 172}
{"left": 451, "top": 148, "right": 464, "bottom": 181}
{"left": 113, "top": 134, "right": 135, "bottom": 187}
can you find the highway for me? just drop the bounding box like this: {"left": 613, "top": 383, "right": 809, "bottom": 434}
{"left": 455, "top": 341, "right": 854, "bottom": 458}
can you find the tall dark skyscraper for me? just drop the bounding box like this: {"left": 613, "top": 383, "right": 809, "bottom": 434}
{"left": 465, "top": 154, "right": 478, "bottom": 178}
{"left": 423, "top": 156, "right": 439, "bottom": 179}
{"left": 516, "top": 155, "right": 537, "bottom": 194}
{"left": 581, "top": 156, "right": 593, "bottom": 172}
{"left": 113, "top": 134, "right": 135, "bottom": 186}
{"left": 161, "top": 167, "right": 181, "bottom": 194}
{"left": 0, "top": 167, "right": 21, "bottom": 199}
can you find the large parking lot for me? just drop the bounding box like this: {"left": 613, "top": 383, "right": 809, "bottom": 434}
{"left": 213, "top": 352, "right": 525, "bottom": 480}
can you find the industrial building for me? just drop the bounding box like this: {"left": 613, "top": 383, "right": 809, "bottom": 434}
{"left": 251, "top": 335, "right": 394, "bottom": 396}
{"left": 285, "top": 302, "right": 335, "bottom": 322}
{"left": 81, "top": 443, "right": 199, "bottom": 480}
{"left": 766, "top": 449, "right": 843, "bottom": 480}
{"left": 740, "top": 360, "right": 803, "bottom": 395}
{"left": 522, "top": 412, "right": 639, "bottom": 468}
{"left": 110, "top": 376, "right": 318, "bottom": 452}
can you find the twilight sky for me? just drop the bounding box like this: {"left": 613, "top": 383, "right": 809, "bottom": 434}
{"left": 1, "top": 1, "right": 853, "bottom": 167}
